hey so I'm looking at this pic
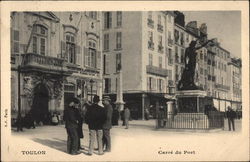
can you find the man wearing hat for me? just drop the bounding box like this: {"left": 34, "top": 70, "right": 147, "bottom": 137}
{"left": 102, "top": 96, "right": 113, "bottom": 152}
{"left": 85, "top": 95, "right": 106, "bottom": 155}
{"left": 63, "top": 97, "right": 81, "bottom": 155}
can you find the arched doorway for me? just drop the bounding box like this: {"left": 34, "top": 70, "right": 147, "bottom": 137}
{"left": 31, "top": 84, "right": 49, "bottom": 124}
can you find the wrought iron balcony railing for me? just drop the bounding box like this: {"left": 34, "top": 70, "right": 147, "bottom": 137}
{"left": 157, "top": 24, "right": 163, "bottom": 32}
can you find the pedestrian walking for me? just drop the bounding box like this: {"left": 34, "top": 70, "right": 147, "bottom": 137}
{"left": 124, "top": 107, "right": 130, "bottom": 129}
{"left": 63, "top": 97, "right": 81, "bottom": 155}
{"left": 226, "top": 106, "right": 236, "bottom": 131}
{"left": 102, "top": 96, "right": 113, "bottom": 152}
{"left": 145, "top": 108, "right": 150, "bottom": 120}
{"left": 85, "top": 95, "right": 106, "bottom": 156}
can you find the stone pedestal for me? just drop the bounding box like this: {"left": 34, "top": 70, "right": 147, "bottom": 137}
{"left": 176, "top": 90, "right": 207, "bottom": 113}
{"left": 167, "top": 101, "right": 174, "bottom": 120}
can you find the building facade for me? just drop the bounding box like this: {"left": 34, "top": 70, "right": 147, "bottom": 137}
{"left": 11, "top": 12, "right": 102, "bottom": 123}
{"left": 102, "top": 11, "right": 170, "bottom": 119}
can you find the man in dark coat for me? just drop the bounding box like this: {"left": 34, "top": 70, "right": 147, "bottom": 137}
{"left": 102, "top": 96, "right": 113, "bottom": 152}
{"left": 85, "top": 95, "right": 106, "bottom": 156}
{"left": 75, "top": 102, "right": 84, "bottom": 151}
{"left": 63, "top": 97, "right": 81, "bottom": 155}
{"left": 226, "top": 106, "right": 236, "bottom": 131}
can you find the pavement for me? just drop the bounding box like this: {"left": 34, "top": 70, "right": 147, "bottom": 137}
{"left": 5, "top": 119, "right": 249, "bottom": 161}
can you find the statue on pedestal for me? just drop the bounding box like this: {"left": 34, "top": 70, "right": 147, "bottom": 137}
{"left": 177, "top": 38, "right": 214, "bottom": 90}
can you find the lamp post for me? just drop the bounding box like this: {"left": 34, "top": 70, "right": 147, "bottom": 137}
{"left": 90, "top": 79, "right": 94, "bottom": 103}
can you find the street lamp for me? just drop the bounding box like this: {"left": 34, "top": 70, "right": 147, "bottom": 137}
{"left": 89, "top": 79, "right": 94, "bottom": 103}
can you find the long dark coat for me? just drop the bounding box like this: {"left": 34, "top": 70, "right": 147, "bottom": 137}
{"left": 85, "top": 104, "right": 106, "bottom": 130}
{"left": 75, "top": 108, "right": 84, "bottom": 138}
{"left": 103, "top": 104, "right": 113, "bottom": 129}
{"left": 63, "top": 106, "right": 78, "bottom": 129}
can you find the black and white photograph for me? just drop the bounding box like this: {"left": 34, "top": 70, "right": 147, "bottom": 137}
{"left": 1, "top": 1, "right": 249, "bottom": 161}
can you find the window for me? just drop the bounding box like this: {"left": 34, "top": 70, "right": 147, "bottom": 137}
{"left": 148, "top": 31, "right": 154, "bottom": 49}
{"left": 158, "top": 79, "right": 163, "bottom": 92}
{"left": 32, "top": 36, "right": 37, "bottom": 54}
{"left": 116, "top": 32, "right": 122, "bottom": 49}
{"left": 158, "top": 15, "right": 161, "bottom": 25}
{"left": 89, "top": 12, "right": 97, "bottom": 19}
{"left": 104, "top": 34, "right": 109, "bottom": 51}
{"left": 40, "top": 38, "right": 46, "bottom": 55}
{"left": 147, "top": 77, "right": 152, "bottom": 91}
{"left": 158, "top": 35, "right": 163, "bottom": 52}
{"left": 174, "top": 29, "right": 179, "bottom": 43}
{"left": 32, "top": 25, "right": 47, "bottom": 55}
{"left": 148, "top": 31, "right": 153, "bottom": 42}
{"left": 168, "top": 14, "right": 171, "bottom": 23}
{"left": 168, "top": 48, "right": 173, "bottom": 64}
{"left": 175, "top": 46, "right": 178, "bottom": 63}
{"left": 117, "top": 11, "right": 122, "bottom": 27}
{"left": 104, "top": 78, "right": 111, "bottom": 93}
{"left": 168, "top": 31, "right": 171, "bottom": 40}
{"left": 158, "top": 35, "right": 162, "bottom": 46}
{"left": 149, "top": 53, "right": 153, "bottom": 66}
{"left": 200, "top": 67, "right": 203, "bottom": 75}
{"left": 103, "top": 55, "right": 106, "bottom": 74}
{"left": 148, "top": 11, "right": 152, "bottom": 20}
{"left": 66, "top": 33, "right": 76, "bottom": 63}
{"left": 86, "top": 40, "right": 97, "bottom": 68}
{"left": 159, "top": 56, "right": 162, "bottom": 68}
{"left": 13, "top": 30, "right": 20, "bottom": 53}
{"left": 104, "top": 12, "right": 112, "bottom": 29}
{"left": 180, "top": 32, "right": 184, "bottom": 45}
{"left": 186, "top": 33, "right": 189, "bottom": 42}
{"left": 116, "top": 53, "right": 121, "bottom": 72}
{"left": 181, "top": 48, "right": 185, "bottom": 63}
{"left": 200, "top": 51, "right": 203, "bottom": 60}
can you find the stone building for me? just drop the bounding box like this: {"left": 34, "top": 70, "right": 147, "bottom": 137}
{"left": 102, "top": 11, "right": 171, "bottom": 119}
{"left": 228, "top": 58, "right": 242, "bottom": 110}
{"left": 11, "top": 12, "right": 102, "bottom": 124}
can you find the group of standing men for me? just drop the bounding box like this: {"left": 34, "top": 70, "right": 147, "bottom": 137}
{"left": 63, "top": 95, "right": 114, "bottom": 156}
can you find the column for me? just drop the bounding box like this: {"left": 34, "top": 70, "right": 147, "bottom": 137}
{"left": 167, "top": 101, "right": 173, "bottom": 120}
{"left": 197, "top": 97, "right": 199, "bottom": 113}
{"left": 115, "top": 70, "right": 125, "bottom": 111}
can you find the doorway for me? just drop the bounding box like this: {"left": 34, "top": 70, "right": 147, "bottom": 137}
{"left": 31, "top": 84, "right": 49, "bottom": 124}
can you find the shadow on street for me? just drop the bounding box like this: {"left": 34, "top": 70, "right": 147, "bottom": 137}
{"left": 32, "top": 138, "right": 67, "bottom": 153}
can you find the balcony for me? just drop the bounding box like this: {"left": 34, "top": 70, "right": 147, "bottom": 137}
{"left": 168, "top": 38, "right": 174, "bottom": 47}
{"left": 147, "top": 19, "right": 154, "bottom": 28}
{"left": 148, "top": 41, "right": 154, "bottom": 50}
{"left": 146, "top": 65, "right": 168, "bottom": 77}
{"left": 21, "top": 53, "right": 70, "bottom": 75}
{"left": 215, "top": 83, "right": 230, "bottom": 91}
{"left": 157, "top": 24, "right": 163, "bottom": 33}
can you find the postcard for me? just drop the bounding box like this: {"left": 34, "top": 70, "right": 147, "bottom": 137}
{"left": 1, "top": 1, "right": 249, "bottom": 161}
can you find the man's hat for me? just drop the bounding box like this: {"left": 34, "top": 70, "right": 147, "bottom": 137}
{"left": 102, "top": 96, "right": 111, "bottom": 101}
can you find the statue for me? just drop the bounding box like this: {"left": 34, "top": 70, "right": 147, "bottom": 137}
{"left": 177, "top": 38, "right": 214, "bottom": 90}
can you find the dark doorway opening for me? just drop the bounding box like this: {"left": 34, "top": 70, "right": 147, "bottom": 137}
{"left": 31, "top": 84, "right": 49, "bottom": 124}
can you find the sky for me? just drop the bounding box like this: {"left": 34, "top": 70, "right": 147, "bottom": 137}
{"left": 182, "top": 11, "right": 241, "bottom": 58}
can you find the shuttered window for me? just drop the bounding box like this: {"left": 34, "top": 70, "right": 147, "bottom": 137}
{"left": 13, "top": 30, "right": 19, "bottom": 53}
